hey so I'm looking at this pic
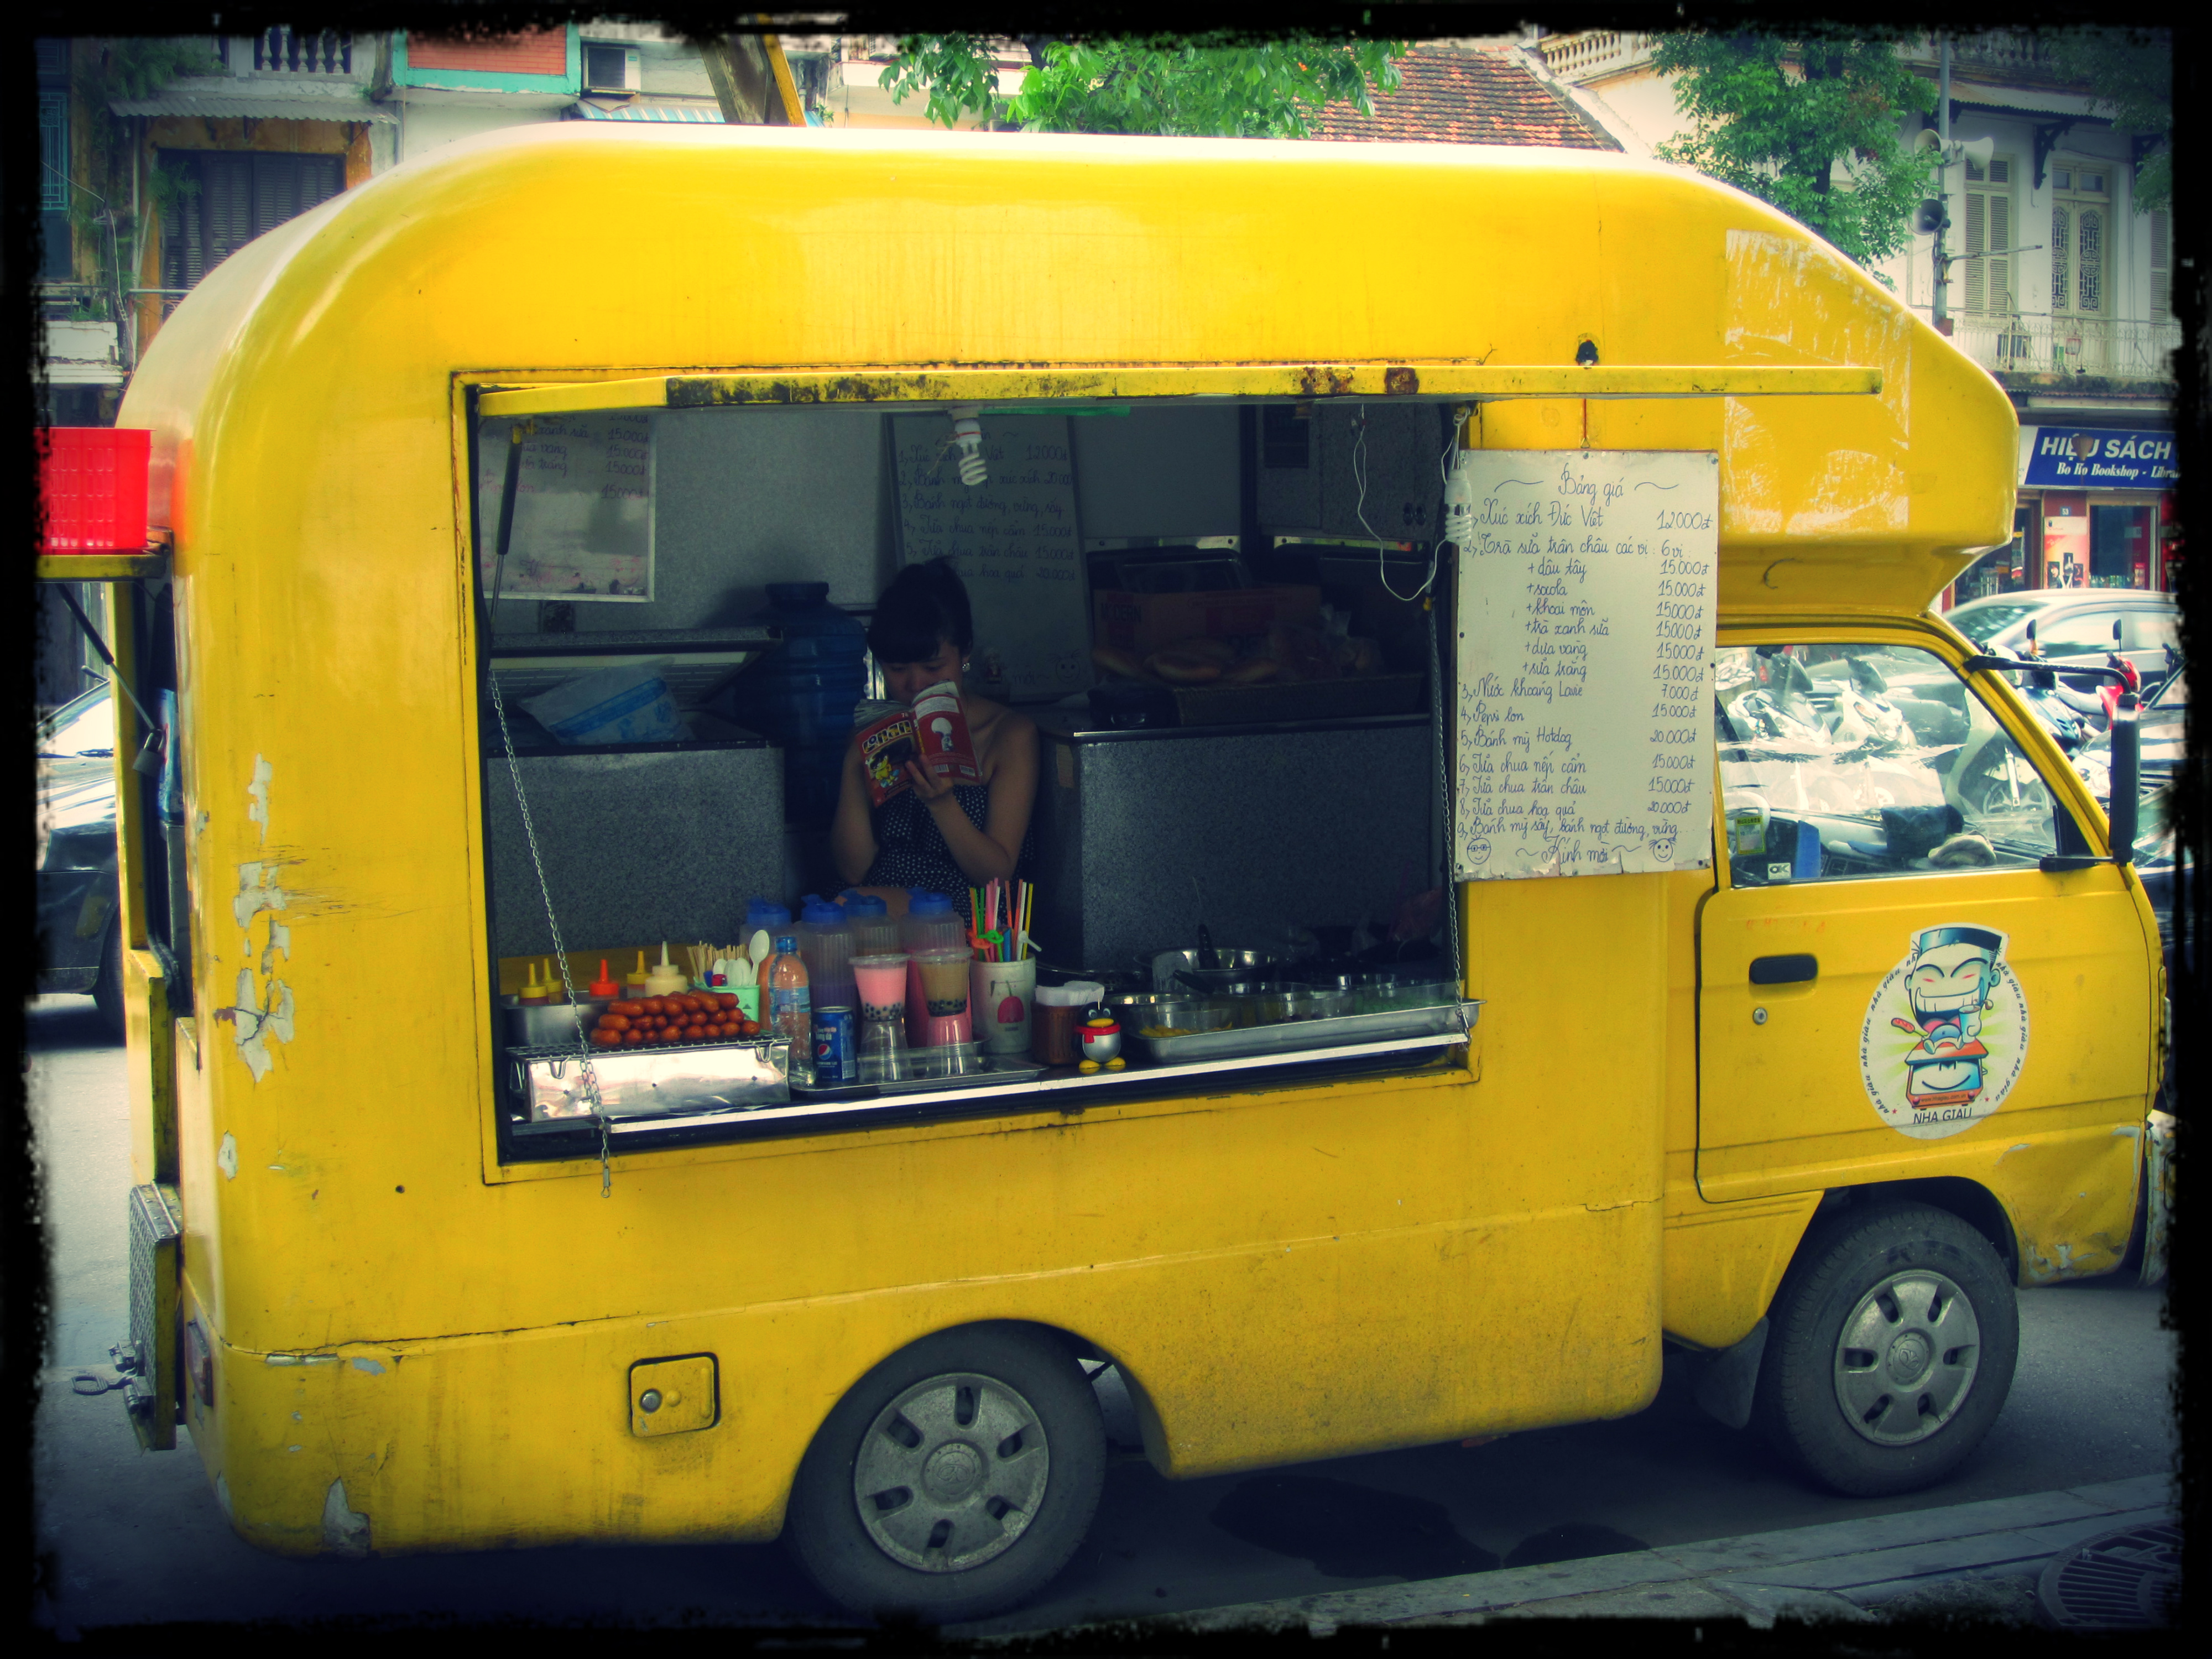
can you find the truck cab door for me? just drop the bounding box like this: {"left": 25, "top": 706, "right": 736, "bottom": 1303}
{"left": 1696, "top": 639, "right": 2156, "bottom": 1245}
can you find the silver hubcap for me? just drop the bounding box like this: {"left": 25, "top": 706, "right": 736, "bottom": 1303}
{"left": 853, "top": 1371, "right": 1051, "bottom": 1573}
{"left": 1833, "top": 1268, "right": 1982, "bottom": 1446}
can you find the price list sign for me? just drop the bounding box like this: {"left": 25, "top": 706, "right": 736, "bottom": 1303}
{"left": 1452, "top": 451, "right": 1720, "bottom": 881}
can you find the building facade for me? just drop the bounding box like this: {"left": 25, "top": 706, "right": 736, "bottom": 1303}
{"left": 1530, "top": 28, "right": 2181, "bottom": 606}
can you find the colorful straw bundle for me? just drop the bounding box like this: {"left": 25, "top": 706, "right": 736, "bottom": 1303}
{"left": 969, "top": 879, "right": 1033, "bottom": 962}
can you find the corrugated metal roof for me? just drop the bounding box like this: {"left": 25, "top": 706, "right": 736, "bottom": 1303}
{"left": 1313, "top": 45, "right": 1619, "bottom": 150}
{"left": 110, "top": 90, "right": 396, "bottom": 124}
{"left": 567, "top": 100, "right": 726, "bottom": 123}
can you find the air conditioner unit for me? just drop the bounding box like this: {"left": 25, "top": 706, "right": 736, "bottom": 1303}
{"left": 582, "top": 43, "right": 641, "bottom": 94}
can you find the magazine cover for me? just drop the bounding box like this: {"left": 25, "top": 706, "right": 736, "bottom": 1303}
{"left": 855, "top": 683, "right": 981, "bottom": 805}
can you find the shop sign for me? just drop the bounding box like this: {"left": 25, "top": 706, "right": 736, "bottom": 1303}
{"left": 2020, "top": 427, "right": 2178, "bottom": 489}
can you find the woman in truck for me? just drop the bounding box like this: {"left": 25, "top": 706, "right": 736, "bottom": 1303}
{"left": 832, "top": 559, "right": 1038, "bottom": 912}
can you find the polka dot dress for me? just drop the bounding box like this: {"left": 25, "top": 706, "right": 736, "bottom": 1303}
{"left": 863, "top": 786, "right": 1034, "bottom": 895}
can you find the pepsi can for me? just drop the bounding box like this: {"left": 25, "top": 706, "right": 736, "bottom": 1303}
{"left": 812, "top": 1006, "right": 857, "bottom": 1086}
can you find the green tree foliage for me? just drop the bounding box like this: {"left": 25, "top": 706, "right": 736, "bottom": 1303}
{"left": 2047, "top": 28, "right": 2169, "bottom": 213}
{"left": 880, "top": 34, "right": 1407, "bottom": 139}
{"left": 1652, "top": 31, "right": 1936, "bottom": 272}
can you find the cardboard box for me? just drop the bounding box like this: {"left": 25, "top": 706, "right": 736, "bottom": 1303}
{"left": 1092, "top": 584, "right": 1322, "bottom": 658}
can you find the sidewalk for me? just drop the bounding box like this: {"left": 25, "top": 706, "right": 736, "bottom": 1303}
{"left": 961, "top": 1474, "right": 2176, "bottom": 1636}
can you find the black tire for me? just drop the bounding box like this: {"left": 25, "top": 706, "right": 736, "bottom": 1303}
{"left": 91, "top": 915, "right": 126, "bottom": 1043}
{"left": 784, "top": 1324, "right": 1105, "bottom": 1625}
{"left": 1754, "top": 1202, "right": 2018, "bottom": 1499}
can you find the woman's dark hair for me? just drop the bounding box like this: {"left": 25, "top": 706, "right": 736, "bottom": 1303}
{"left": 868, "top": 559, "right": 974, "bottom": 664}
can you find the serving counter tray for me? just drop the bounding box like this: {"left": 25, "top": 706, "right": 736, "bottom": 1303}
{"left": 1132, "top": 998, "right": 1480, "bottom": 1064}
{"left": 791, "top": 1056, "right": 1049, "bottom": 1102}
{"left": 507, "top": 1037, "right": 790, "bottom": 1125}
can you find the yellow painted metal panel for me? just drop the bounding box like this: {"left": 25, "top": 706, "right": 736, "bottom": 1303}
{"left": 123, "top": 950, "right": 176, "bottom": 1188}
{"left": 477, "top": 363, "right": 1880, "bottom": 418}
{"left": 37, "top": 552, "right": 166, "bottom": 581}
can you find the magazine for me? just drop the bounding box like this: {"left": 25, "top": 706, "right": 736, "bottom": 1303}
{"left": 855, "top": 682, "right": 982, "bottom": 806}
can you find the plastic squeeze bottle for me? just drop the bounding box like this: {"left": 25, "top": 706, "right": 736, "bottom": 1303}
{"left": 517, "top": 960, "right": 550, "bottom": 1006}
{"left": 589, "top": 959, "right": 620, "bottom": 1000}
{"left": 768, "top": 935, "right": 812, "bottom": 1080}
{"left": 623, "top": 950, "right": 653, "bottom": 1000}
{"left": 644, "top": 942, "right": 687, "bottom": 998}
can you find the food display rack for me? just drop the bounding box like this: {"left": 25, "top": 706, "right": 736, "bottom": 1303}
{"left": 503, "top": 1003, "right": 1479, "bottom": 1141}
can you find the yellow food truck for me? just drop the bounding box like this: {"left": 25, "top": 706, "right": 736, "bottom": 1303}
{"left": 82, "top": 125, "right": 2166, "bottom": 1624}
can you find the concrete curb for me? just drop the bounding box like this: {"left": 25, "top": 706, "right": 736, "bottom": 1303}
{"left": 961, "top": 1474, "right": 2176, "bottom": 1637}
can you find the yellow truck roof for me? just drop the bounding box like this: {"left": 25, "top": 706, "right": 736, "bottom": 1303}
{"left": 124, "top": 124, "right": 2015, "bottom": 615}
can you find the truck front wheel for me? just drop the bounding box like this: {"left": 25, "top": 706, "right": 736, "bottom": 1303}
{"left": 1754, "top": 1202, "right": 2018, "bottom": 1498}
{"left": 784, "top": 1324, "right": 1105, "bottom": 1625}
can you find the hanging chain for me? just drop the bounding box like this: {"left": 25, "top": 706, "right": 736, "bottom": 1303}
{"left": 484, "top": 420, "right": 613, "bottom": 1194}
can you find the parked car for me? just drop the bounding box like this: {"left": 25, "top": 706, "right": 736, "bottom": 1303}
{"left": 35, "top": 681, "right": 123, "bottom": 1034}
{"left": 1944, "top": 589, "right": 2178, "bottom": 692}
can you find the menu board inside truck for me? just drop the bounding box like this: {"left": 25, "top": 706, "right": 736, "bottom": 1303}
{"left": 1452, "top": 450, "right": 1721, "bottom": 881}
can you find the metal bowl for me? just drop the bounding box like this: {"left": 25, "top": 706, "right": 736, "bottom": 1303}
{"left": 1149, "top": 948, "right": 1288, "bottom": 993}
{"left": 1110, "top": 993, "right": 1233, "bottom": 1037}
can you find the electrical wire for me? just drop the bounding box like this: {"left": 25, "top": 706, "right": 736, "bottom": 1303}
{"left": 1354, "top": 403, "right": 1444, "bottom": 603}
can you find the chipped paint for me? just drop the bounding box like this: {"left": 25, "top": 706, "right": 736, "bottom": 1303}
{"left": 321, "top": 1479, "right": 371, "bottom": 1558}
{"left": 352, "top": 1357, "right": 387, "bottom": 1375}
{"left": 215, "top": 1473, "right": 232, "bottom": 1519}
{"left": 233, "top": 862, "right": 289, "bottom": 932}
{"left": 265, "top": 1353, "right": 343, "bottom": 1366}
{"left": 246, "top": 754, "right": 272, "bottom": 843}
{"left": 217, "top": 1133, "right": 238, "bottom": 1180}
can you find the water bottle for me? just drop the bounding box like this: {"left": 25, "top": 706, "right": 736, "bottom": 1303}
{"left": 838, "top": 891, "right": 902, "bottom": 958}
{"left": 716, "top": 582, "right": 868, "bottom": 828}
{"left": 796, "top": 894, "right": 856, "bottom": 1015}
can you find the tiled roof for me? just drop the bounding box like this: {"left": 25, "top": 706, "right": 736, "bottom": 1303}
{"left": 1314, "top": 44, "right": 1619, "bottom": 149}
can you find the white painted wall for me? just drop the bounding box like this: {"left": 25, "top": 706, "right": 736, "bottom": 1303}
{"left": 397, "top": 99, "right": 565, "bottom": 163}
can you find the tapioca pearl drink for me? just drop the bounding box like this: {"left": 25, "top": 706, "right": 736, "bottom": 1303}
{"left": 914, "top": 948, "right": 972, "bottom": 1017}
{"left": 852, "top": 953, "right": 910, "bottom": 1025}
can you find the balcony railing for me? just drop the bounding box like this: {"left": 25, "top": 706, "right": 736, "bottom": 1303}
{"left": 1947, "top": 315, "right": 2180, "bottom": 382}
{"left": 217, "top": 29, "right": 353, "bottom": 75}
{"left": 1533, "top": 32, "right": 1656, "bottom": 82}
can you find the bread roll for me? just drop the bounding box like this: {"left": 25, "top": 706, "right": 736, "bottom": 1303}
{"left": 1147, "top": 650, "right": 1225, "bottom": 685}
{"left": 1091, "top": 644, "right": 1152, "bottom": 682}
{"left": 1162, "top": 636, "right": 1236, "bottom": 664}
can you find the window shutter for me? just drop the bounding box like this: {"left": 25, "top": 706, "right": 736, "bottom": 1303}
{"left": 202, "top": 154, "right": 255, "bottom": 272}
{"left": 1987, "top": 196, "right": 2012, "bottom": 312}
{"left": 1963, "top": 191, "right": 1986, "bottom": 312}
{"left": 159, "top": 154, "right": 206, "bottom": 290}
{"left": 2151, "top": 210, "right": 2171, "bottom": 321}
{"left": 1961, "top": 158, "right": 2013, "bottom": 315}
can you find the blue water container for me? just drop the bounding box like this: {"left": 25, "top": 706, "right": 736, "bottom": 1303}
{"left": 718, "top": 582, "right": 868, "bottom": 827}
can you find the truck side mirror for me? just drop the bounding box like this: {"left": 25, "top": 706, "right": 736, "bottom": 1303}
{"left": 2108, "top": 692, "right": 2140, "bottom": 865}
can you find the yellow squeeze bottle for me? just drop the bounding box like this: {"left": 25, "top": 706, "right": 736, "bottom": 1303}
{"left": 623, "top": 950, "right": 653, "bottom": 1000}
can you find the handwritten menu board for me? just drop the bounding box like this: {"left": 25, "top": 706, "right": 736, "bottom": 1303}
{"left": 1452, "top": 451, "right": 1720, "bottom": 881}
{"left": 893, "top": 413, "right": 1088, "bottom": 701}
{"left": 475, "top": 411, "right": 654, "bottom": 601}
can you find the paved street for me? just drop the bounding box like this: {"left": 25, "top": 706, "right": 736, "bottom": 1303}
{"left": 30, "top": 992, "right": 2179, "bottom": 1633}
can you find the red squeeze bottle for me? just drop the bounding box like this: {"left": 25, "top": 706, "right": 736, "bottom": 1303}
{"left": 589, "top": 959, "right": 620, "bottom": 1000}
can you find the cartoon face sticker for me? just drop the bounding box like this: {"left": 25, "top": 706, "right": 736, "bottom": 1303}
{"left": 1860, "top": 924, "right": 2029, "bottom": 1139}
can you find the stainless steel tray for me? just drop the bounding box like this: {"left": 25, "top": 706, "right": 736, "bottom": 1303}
{"left": 1130, "top": 999, "right": 1480, "bottom": 1064}
{"left": 792, "top": 1056, "right": 1049, "bottom": 1100}
{"left": 507, "top": 1038, "right": 789, "bottom": 1122}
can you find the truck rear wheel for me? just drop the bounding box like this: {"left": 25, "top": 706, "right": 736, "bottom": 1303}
{"left": 1754, "top": 1202, "right": 2017, "bottom": 1498}
{"left": 784, "top": 1324, "right": 1105, "bottom": 1625}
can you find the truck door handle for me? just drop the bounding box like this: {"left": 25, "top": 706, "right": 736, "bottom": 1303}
{"left": 1749, "top": 954, "right": 1818, "bottom": 985}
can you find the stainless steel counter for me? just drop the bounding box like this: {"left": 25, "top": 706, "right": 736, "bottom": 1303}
{"left": 1026, "top": 711, "right": 1436, "bottom": 974}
